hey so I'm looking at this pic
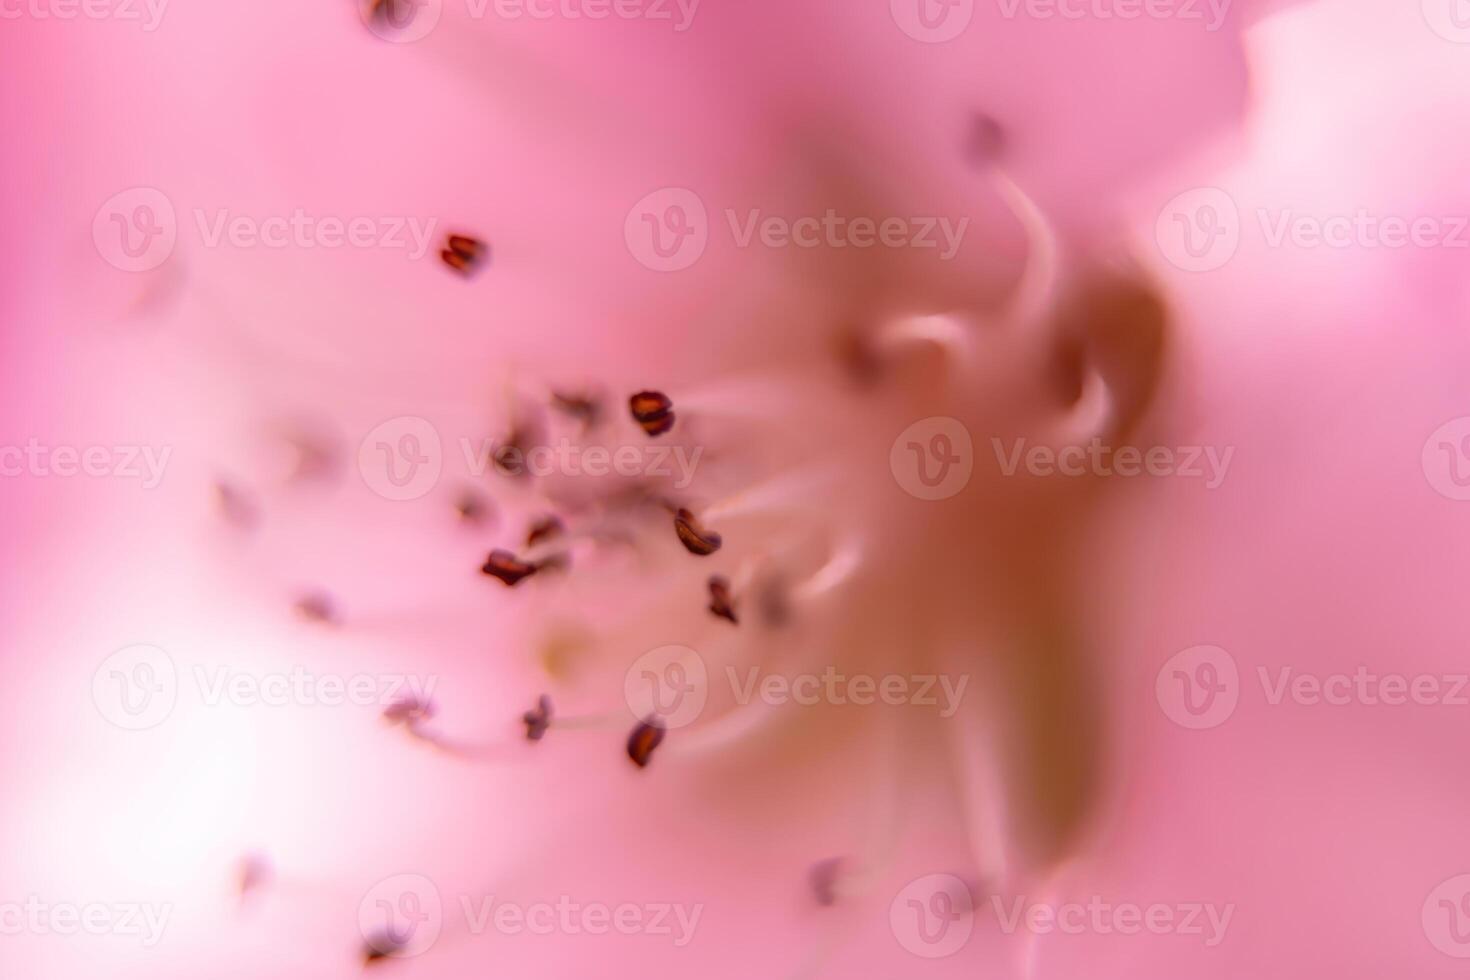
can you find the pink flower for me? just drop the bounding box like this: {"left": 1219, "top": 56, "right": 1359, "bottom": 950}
{"left": 4, "top": 0, "right": 1467, "bottom": 977}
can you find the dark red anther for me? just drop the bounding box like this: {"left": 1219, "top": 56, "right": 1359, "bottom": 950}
{"left": 629, "top": 390, "right": 676, "bottom": 437}
{"left": 440, "top": 233, "right": 488, "bottom": 276}
{"left": 522, "top": 694, "right": 553, "bottom": 742}
{"left": 526, "top": 515, "right": 565, "bottom": 549}
{"left": 674, "top": 508, "right": 722, "bottom": 556}
{"left": 481, "top": 549, "right": 540, "bottom": 586}
{"left": 626, "top": 716, "right": 666, "bottom": 768}
{"left": 707, "top": 575, "right": 737, "bottom": 623}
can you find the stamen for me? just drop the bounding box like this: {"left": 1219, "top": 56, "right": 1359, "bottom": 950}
{"left": 440, "top": 233, "right": 488, "bottom": 276}
{"left": 964, "top": 112, "right": 1006, "bottom": 167}
{"left": 701, "top": 466, "right": 836, "bottom": 523}
{"left": 480, "top": 549, "right": 542, "bottom": 587}
{"left": 237, "top": 852, "right": 272, "bottom": 901}
{"left": 791, "top": 540, "right": 864, "bottom": 602}
{"left": 491, "top": 425, "right": 542, "bottom": 479}
{"left": 673, "top": 508, "right": 722, "bottom": 556}
{"left": 362, "top": 931, "right": 405, "bottom": 964}
{"left": 809, "top": 857, "right": 844, "bottom": 906}
{"left": 455, "top": 488, "right": 491, "bottom": 525}
{"left": 522, "top": 694, "right": 553, "bottom": 741}
{"left": 626, "top": 716, "right": 666, "bottom": 768}
{"left": 991, "top": 169, "right": 1057, "bottom": 324}
{"left": 873, "top": 314, "right": 972, "bottom": 360}
{"left": 758, "top": 578, "right": 792, "bottom": 628}
{"left": 294, "top": 591, "right": 339, "bottom": 625}
{"left": 629, "top": 390, "right": 676, "bottom": 437}
{"left": 526, "top": 515, "right": 565, "bottom": 549}
{"left": 383, "top": 695, "right": 436, "bottom": 727}
{"left": 551, "top": 390, "right": 602, "bottom": 428}
{"left": 214, "top": 480, "right": 258, "bottom": 530}
{"left": 707, "top": 575, "right": 737, "bottom": 623}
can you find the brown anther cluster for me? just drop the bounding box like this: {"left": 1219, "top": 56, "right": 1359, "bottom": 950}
{"left": 481, "top": 549, "right": 542, "bottom": 586}
{"left": 522, "top": 694, "right": 553, "bottom": 741}
{"left": 440, "top": 233, "right": 488, "bottom": 276}
{"left": 673, "top": 508, "right": 722, "bottom": 556}
{"left": 626, "top": 716, "right": 666, "bottom": 768}
{"left": 629, "top": 390, "right": 676, "bottom": 437}
{"left": 707, "top": 575, "right": 737, "bottom": 623}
